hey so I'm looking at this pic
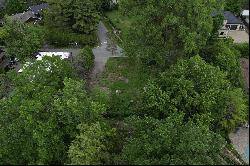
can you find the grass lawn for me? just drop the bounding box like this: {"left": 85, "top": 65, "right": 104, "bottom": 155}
{"left": 91, "top": 57, "right": 158, "bottom": 119}
{"left": 103, "top": 9, "right": 135, "bottom": 46}
{"left": 104, "top": 10, "right": 134, "bottom": 32}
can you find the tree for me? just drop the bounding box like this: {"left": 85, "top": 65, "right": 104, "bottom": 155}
{"left": 0, "top": 73, "right": 13, "bottom": 99}
{"left": 4, "top": 0, "right": 28, "bottom": 15}
{"left": 0, "top": 17, "right": 44, "bottom": 61}
{"left": 44, "top": 0, "right": 100, "bottom": 34}
{"left": 115, "top": 112, "right": 225, "bottom": 165}
{"left": 224, "top": 0, "right": 248, "bottom": 15}
{"left": 68, "top": 122, "right": 115, "bottom": 165}
{"left": 0, "top": 57, "right": 105, "bottom": 164}
{"left": 119, "top": 0, "right": 223, "bottom": 67}
{"left": 78, "top": 46, "right": 95, "bottom": 71}
{"left": 201, "top": 39, "right": 245, "bottom": 88}
{"left": 139, "top": 55, "right": 247, "bottom": 131}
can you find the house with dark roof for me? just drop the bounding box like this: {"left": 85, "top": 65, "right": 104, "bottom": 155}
{"left": 216, "top": 11, "right": 245, "bottom": 37}
{"left": 10, "top": 11, "right": 39, "bottom": 24}
{"left": 28, "top": 3, "right": 49, "bottom": 16}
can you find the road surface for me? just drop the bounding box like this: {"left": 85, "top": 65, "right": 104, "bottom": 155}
{"left": 91, "top": 21, "right": 123, "bottom": 80}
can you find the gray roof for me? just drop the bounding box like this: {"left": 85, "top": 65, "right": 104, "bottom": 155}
{"left": 10, "top": 11, "right": 38, "bottom": 23}
{"left": 0, "top": 0, "right": 5, "bottom": 8}
{"left": 223, "top": 11, "right": 242, "bottom": 24}
{"left": 29, "top": 3, "right": 49, "bottom": 14}
{"left": 212, "top": 10, "right": 243, "bottom": 24}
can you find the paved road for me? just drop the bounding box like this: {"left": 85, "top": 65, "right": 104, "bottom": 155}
{"left": 91, "top": 21, "right": 124, "bottom": 80}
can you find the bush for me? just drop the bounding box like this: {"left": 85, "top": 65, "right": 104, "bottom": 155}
{"left": 233, "top": 43, "right": 249, "bottom": 58}
{"left": 79, "top": 46, "right": 95, "bottom": 71}
{"left": 44, "top": 27, "right": 97, "bottom": 47}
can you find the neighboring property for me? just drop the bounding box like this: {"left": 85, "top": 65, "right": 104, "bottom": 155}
{"left": 10, "top": 11, "right": 39, "bottom": 24}
{"left": 240, "top": 58, "right": 249, "bottom": 94}
{"left": 28, "top": 3, "right": 49, "bottom": 17}
{"left": 18, "top": 52, "right": 73, "bottom": 73}
{"left": 218, "top": 11, "right": 245, "bottom": 37}
{"left": 36, "top": 52, "right": 73, "bottom": 62}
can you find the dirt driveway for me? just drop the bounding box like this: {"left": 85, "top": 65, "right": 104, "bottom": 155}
{"left": 228, "top": 30, "right": 249, "bottom": 43}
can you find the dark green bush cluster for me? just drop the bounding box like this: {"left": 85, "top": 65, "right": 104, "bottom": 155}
{"left": 45, "top": 27, "right": 97, "bottom": 47}
{"left": 233, "top": 43, "right": 249, "bottom": 58}
{"left": 79, "top": 46, "right": 95, "bottom": 71}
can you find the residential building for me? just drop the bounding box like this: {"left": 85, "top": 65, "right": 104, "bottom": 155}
{"left": 28, "top": 3, "right": 49, "bottom": 17}
{"left": 217, "top": 11, "right": 245, "bottom": 37}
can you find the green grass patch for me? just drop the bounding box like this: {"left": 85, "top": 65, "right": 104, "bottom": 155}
{"left": 92, "top": 57, "right": 158, "bottom": 119}
{"left": 103, "top": 9, "right": 135, "bottom": 46}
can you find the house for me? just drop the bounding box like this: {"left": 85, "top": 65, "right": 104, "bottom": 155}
{"left": 217, "top": 11, "right": 245, "bottom": 37}
{"left": 10, "top": 11, "right": 39, "bottom": 24}
{"left": 28, "top": 3, "right": 49, "bottom": 17}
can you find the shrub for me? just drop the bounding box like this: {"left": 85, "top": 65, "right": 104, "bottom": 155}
{"left": 44, "top": 27, "right": 97, "bottom": 47}
{"left": 233, "top": 43, "right": 249, "bottom": 58}
{"left": 78, "top": 46, "right": 95, "bottom": 71}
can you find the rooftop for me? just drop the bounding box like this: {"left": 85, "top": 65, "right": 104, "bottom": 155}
{"left": 29, "top": 3, "right": 49, "bottom": 14}
{"left": 212, "top": 10, "right": 243, "bottom": 24}
{"left": 240, "top": 58, "right": 249, "bottom": 92}
{"left": 10, "top": 11, "right": 38, "bottom": 23}
{"left": 36, "top": 52, "right": 72, "bottom": 60}
{"left": 224, "top": 11, "right": 242, "bottom": 24}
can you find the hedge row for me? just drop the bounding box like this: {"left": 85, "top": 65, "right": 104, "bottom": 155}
{"left": 44, "top": 27, "right": 97, "bottom": 47}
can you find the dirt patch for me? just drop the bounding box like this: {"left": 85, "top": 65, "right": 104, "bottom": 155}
{"left": 240, "top": 58, "right": 249, "bottom": 93}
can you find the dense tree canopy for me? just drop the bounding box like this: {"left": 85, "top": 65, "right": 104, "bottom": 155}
{"left": 115, "top": 112, "right": 225, "bottom": 165}
{"left": 119, "top": 0, "right": 224, "bottom": 67}
{"left": 0, "top": 18, "right": 44, "bottom": 60}
{"left": 68, "top": 122, "right": 115, "bottom": 165}
{"left": 0, "top": 57, "right": 106, "bottom": 164}
{"left": 224, "top": 0, "right": 248, "bottom": 15}
{"left": 201, "top": 39, "right": 245, "bottom": 88}
{"left": 44, "top": 0, "right": 100, "bottom": 34}
{"left": 139, "top": 55, "right": 247, "bottom": 131}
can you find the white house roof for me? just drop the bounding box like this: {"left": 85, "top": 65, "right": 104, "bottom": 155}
{"left": 241, "top": 10, "right": 249, "bottom": 16}
{"left": 36, "top": 52, "right": 71, "bottom": 60}
{"left": 18, "top": 52, "right": 72, "bottom": 73}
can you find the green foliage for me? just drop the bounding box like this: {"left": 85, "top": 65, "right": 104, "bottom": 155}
{"left": 120, "top": 0, "right": 223, "bottom": 67}
{"left": 44, "top": 0, "right": 100, "bottom": 34}
{"left": 224, "top": 0, "right": 247, "bottom": 15}
{"left": 233, "top": 43, "right": 249, "bottom": 58}
{"left": 140, "top": 55, "right": 247, "bottom": 131}
{"left": 78, "top": 46, "right": 95, "bottom": 71}
{"left": 0, "top": 18, "right": 44, "bottom": 61}
{"left": 115, "top": 112, "right": 225, "bottom": 165}
{"left": 0, "top": 73, "right": 13, "bottom": 99}
{"left": 44, "top": 26, "right": 96, "bottom": 47}
{"left": 68, "top": 122, "right": 115, "bottom": 165}
{"left": 0, "top": 56, "right": 106, "bottom": 164}
{"left": 4, "top": 0, "right": 28, "bottom": 15}
{"left": 211, "top": 14, "right": 225, "bottom": 36}
{"left": 201, "top": 40, "right": 245, "bottom": 88}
